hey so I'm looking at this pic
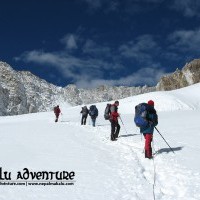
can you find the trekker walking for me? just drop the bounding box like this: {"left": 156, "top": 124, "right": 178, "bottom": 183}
{"left": 54, "top": 105, "right": 61, "bottom": 122}
{"left": 80, "top": 106, "right": 89, "bottom": 125}
{"left": 89, "top": 105, "right": 98, "bottom": 127}
{"left": 110, "top": 101, "right": 120, "bottom": 141}
{"left": 138, "top": 100, "right": 158, "bottom": 159}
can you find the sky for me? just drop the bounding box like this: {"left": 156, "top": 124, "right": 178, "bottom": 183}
{"left": 0, "top": 0, "right": 200, "bottom": 88}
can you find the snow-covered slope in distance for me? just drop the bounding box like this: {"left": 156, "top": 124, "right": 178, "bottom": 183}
{"left": 80, "top": 82, "right": 200, "bottom": 115}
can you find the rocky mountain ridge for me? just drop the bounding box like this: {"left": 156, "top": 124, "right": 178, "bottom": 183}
{"left": 156, "top": 59, "right": 200, "bottom": 91}
{"left": 0, "top": 61, "right": 155, "bottom": 116}
{"left": 0, "top": 59, "right": 200, "bottom": 116}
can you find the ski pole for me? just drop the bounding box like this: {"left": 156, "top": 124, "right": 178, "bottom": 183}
{"left": 155, "top": 127, "right": 175, "bottom": 154}
{"left": 119, "top": 116, "right": 128, "bottom": 134}
{"left": 61, "top": 113, "right": 63, "bottom": 122}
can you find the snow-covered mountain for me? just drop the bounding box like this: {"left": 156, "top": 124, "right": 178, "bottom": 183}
{"left": 0, "top": 61, "right": 155, "bottom": 116}
{"left": 0, "top": 83, "right": 200, "bottom": 200}
{"left": 1, "top": 58, "right": 200, "bottom": 116}
{"left": 0, "top": 62, "right": 70, "bottom": 115}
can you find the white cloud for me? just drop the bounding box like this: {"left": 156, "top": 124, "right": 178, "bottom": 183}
{"left": 171, "top": 0, "right": 200, "bottom": 17}
{"left": 119, "top": 34, "right": 159, "bottom": 64}
{"left": 75, "top": 66, "right": 166, "bottom": 88}
{"left": 168, "top": 28, "right": 200, "bottom": 52}
{"left": 83, "top": 39, "right": 111, "bottom": 57}
{"left": 60, "top": 34, "right": 78, "bottom": 50}
{"left": 15, "top": 32, "right": 169, "bottom": 88}
{"left": 80, "top": 0, "right": 164, "bottom": 14}
{"left": 15, "top": 50, "right": 124, "bottom": 85}
{"left": 15, "top": 49, "right": 167, "bottom": 88}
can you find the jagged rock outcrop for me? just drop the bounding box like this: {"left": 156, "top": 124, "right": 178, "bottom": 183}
{"left": 157, "top": 59, "right": 200, "bottom": 91}
{"left": 78, "top": 85, "right": 155, "bottom": 104}
{"left": 182, "top": 59, "right": 200, "bottom": 84}
{"left": 0, "top": 84, "right": 9, "bottom": 116}
{"left": 63, "top": 84, "right": 155, "bottom": 105}
{"left": 63, "top": 84, "right": 82, "bottom": 105}
{"left": 0, "top": 61, "right": 67, "bottom": 115}
{"left": 17, "top": 71, "right": 67, "bottom": 112}
{"left": 0, "top": 62, "right": 28, "bottom": 115}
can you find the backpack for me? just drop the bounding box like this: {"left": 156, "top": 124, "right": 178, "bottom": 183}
{"left": 89, "top": 105, "right": 98, "bottom": 117}
{"left": 82, "top": 106, "right": 89, "bottom": 115}
{"left": 134, "top": 103, "right": 158, "bottom": 128}
{"left": 104, "top": 104, "right": 111, "bottom": 120}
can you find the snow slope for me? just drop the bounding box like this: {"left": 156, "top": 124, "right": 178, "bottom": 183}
{"left": 0, "top": 83, "right": 200, "bottom": 200}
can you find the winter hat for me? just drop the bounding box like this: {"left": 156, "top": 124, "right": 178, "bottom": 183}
{"left": 115, "top": 100, "right": 119, "bottom": 105}
{"left": 148, "top": 100, "right": 154, "bottom": 106}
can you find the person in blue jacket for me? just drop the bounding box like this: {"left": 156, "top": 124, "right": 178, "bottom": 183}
{"left": 140, "top": 100, "right": 158, "bottom": 159}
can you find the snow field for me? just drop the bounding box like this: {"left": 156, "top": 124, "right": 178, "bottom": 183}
{"left": 1, "top": 83, "right": 200, "bottom": 199}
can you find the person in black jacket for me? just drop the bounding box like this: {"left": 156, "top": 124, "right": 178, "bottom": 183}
{"left": 80, "top": 106, "right": 89, "bottom": 125}
{"left": 89, "top": 105, "right": 98, "bottom": 127}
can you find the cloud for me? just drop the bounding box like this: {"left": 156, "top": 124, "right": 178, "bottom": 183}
{"left": 119, "top": 34, "right": 160, "bottom": 64}
{"left": 168, "top": 28, "right": 200, "bottom": 52}
{"left": 82, "top": 39, "right": 111, "bottom": 57}
{"left": 15, "top": 32, "right": 170, "bottom": 88}
{"left": 119, "top": 29, "right": 200, "bottom": 65}
{"left": 75, "top": 66, "right": 166, "bottom": 88}
{"left": 15, "top": 50, "right": 124, "bottom": 86}
{"left": 79, "top": 0, "right": 164, "bottom": 14}
{"left": 82, "top": 0, "right": 102, "bottom": 9}
{"left": 171, "top": 0, "right": 200, "bottom": 17}
{"left": 81, "top": 0, "right": 200, "bottom": 17}
{"left": 60, "top": 34, "right": 78, "bottom": 50}
{"left": 15, "top": 48, "right": 166, "bottom": 88}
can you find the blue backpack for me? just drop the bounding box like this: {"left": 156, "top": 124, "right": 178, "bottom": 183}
{"left": 134, "top": 103, "right": 157, "bottom": 128}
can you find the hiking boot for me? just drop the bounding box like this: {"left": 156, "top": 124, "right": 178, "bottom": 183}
{"left": 111, "top": 135, "right": 117, "bottom": 141}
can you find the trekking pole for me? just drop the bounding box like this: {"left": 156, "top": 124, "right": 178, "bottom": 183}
{"left": 119, "top": 116, "right": 128, "bottom": 134}
{"left": 61, "top": 113, "right": 63, "bottom": 122}
{"left": 155, "top": 127, "right": 175, "bottom": 154}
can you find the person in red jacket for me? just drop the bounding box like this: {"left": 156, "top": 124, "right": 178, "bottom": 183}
{"left": 110, "top": 100, "right": 120, "bottom": 141}
{"left": 54, "top": 105, "right": 61, "bottom": 122}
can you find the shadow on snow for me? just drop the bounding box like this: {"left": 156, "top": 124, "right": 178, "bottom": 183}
{"left": 97, "top": 124, "right": 110, "bottom": 126}
{"left": 119, "top": 134, "right": 140, "bottom": 138}
{"left": 154, "top": 146, "right": 184, "bottom": 155}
